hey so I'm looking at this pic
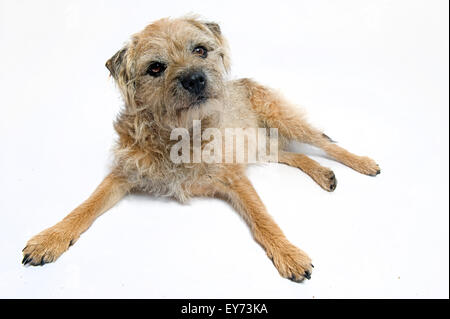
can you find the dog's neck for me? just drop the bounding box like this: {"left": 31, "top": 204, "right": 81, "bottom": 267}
{"left": 114, "top": 99, "right": 225, "bottom": 154}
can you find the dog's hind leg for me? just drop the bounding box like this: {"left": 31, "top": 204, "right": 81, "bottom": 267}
{"left": 241, "top": 78, "right": 380, "bottom": 176}
{"left": 22, "top": 173, "right": 130, "bottom": 266}
{"left": 277, "top": 151, "right": 337, "bottom": 191}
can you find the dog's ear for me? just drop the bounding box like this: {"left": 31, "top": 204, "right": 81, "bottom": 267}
{"left": 105, "top": 45, "right": 137, "bottom": 108}
{"left": 203, "top": 21, "right": 231, "bottom": 73}
{"left": 204, "top": 22, "right": 222, "bottom": 38}
{"left": 106, "top": 46, "right": 128, "bottom": 79}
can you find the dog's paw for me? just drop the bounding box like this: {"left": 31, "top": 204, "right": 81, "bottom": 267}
{"left": 22, "top": 226, "right": 77, "bottom": 266}
{"left": 310, "top": 167, "right": 337, "bottom": 192}
{"left": 352, "top": 156, "right": 380, "bottom": 176}
{"left": 269, "top": 245, "right": 313, "bottom": 283}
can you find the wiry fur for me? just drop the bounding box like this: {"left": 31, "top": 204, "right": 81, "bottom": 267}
{"left": 23, "top": 17, "right": 380, "bottom": 282}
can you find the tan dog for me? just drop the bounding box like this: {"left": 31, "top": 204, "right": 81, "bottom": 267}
{"left": 22, "top": 16, "right": 380, "bottom": 282}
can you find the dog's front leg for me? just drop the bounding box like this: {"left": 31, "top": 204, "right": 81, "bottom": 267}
{"left": 201, "top": 171, "right": 314, "bottom": 282}
{"left": 22, "top": 173, "right": 130, "bottom": 266}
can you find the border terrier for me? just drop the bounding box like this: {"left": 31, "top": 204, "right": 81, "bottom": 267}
{"left": 22, "top": 16, "right": 380, "bottom": 282}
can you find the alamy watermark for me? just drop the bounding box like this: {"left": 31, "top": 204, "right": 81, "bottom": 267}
{"left": 170, "top": 120, "right": 278, "bottom": 164}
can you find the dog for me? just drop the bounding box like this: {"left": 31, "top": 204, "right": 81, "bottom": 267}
{"left": 22, "top": 16, "right": 380, "bottom": 282}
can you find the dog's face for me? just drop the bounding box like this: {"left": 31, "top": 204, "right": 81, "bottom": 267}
{"left": 106, "top": 17, "right": 230, "bottom": 127}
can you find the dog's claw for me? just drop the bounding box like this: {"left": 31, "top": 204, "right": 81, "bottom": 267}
{"left": 330, "top": 179, "right": 336, "bottom": 191}
{"left": 304, "top": 271, "right": 312, "bottom": 280}
{"left": 22, "top": 254, "right": 32, "bottom": 265}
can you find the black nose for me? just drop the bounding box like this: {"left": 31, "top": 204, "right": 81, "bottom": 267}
{"left": 180, "top": 71, "right": 206, "bottom": 95}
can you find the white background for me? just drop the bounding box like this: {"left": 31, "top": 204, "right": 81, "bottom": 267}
{"left": 0, "top": 0, "right": 448, "bottom": 298}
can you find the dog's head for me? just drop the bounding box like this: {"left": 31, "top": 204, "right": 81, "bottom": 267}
{"left": 106, "top": 17, "right": 230, "bottom": 127}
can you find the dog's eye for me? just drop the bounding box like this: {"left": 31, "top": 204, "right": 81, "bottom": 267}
{"left": 146, "top": 62, "right": 166, "bottom": 77}
{"left": 193, "top": 46, "right": 208, "bottom": 58}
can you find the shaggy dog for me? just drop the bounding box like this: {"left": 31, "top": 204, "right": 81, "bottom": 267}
{"left": 22, "top": 17, "right": 380, "bottom": 282}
